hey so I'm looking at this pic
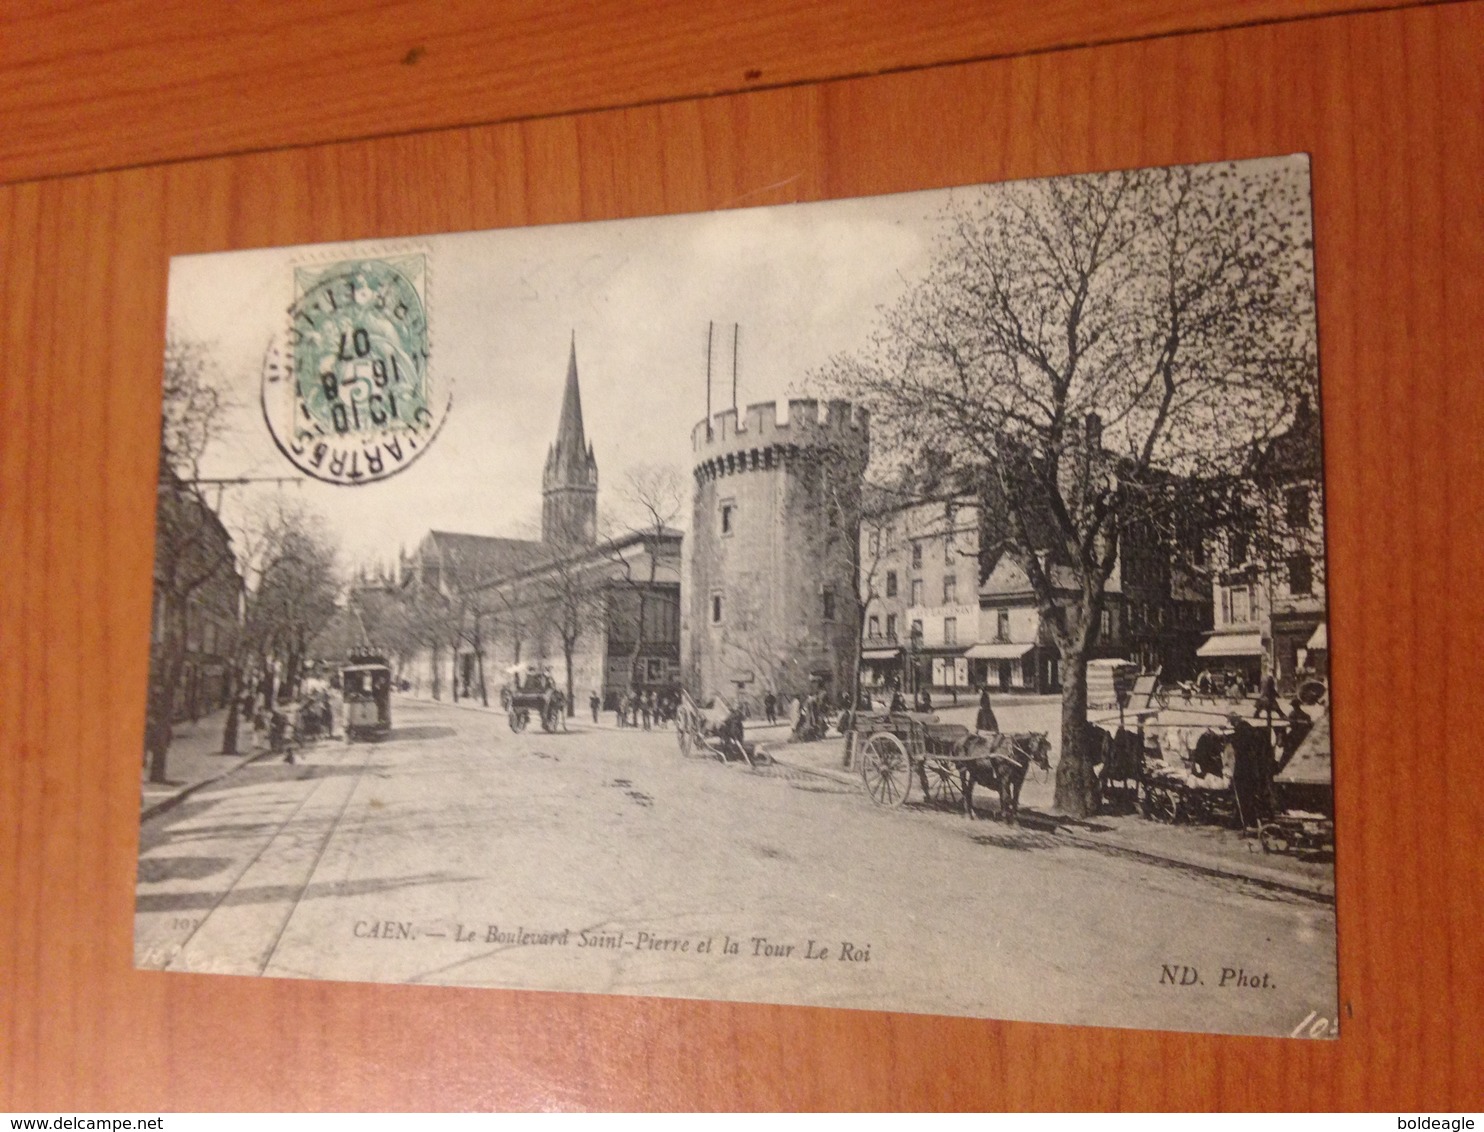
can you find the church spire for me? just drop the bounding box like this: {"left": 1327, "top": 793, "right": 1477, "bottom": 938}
{"left": 552, "top": 331, "right": 587, "bottom": 471}
{"left": 542, "top": 332, "right": 599, "bottom": 546}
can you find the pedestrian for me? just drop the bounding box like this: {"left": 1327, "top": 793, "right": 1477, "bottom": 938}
{"left": 1281, "top": 698, "right": 1312, "bottom": 765}
{"left": 590, "top": 690, "right": 601, "bottom": 724}
{"left": 1228, "top": 715, "right": 1274, "bottom": 828}
{"left": 764, "top": 690, "right": 777, "bottom": 724}
{"left": 915, "top": 687, "right": 933, "bottom": 714}
{"left": 975, "top": 686, "right": 999, "bottom": 733}
{"left": 640, "top": 692, "right": 652, "bottom": 730}
{"left": 889, "top": 687, "right": 907, "bottom": 714}
{"left": 1254, "top": 673, "right": 1281, "bottom": 720}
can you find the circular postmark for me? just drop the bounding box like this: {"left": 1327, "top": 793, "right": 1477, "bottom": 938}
{"left": 262, "top": 253, "right": 448, "bottom": 485}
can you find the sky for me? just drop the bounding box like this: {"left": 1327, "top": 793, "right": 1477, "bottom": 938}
{"left": 167, "top": 184, "right": 952, "bottom": 571}
{"left": 163, "top": 153, "right": 1313, "bottom": 576}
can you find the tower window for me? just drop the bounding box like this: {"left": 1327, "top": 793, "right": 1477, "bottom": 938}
{"left": 911, "top": 579, "right": 924, "bottom": 606}
{"left": 885, "top": 571, "right": 898, "bottom": 598}
{"left": 711, "top": 593, "right": 724, "bottom": 624}
{"left": 942, "top": 575, "right": 957, "bottom": 604}
{"left": 822, "top": 587, "right": 836, "bottom": 622}
{"left": 911, "top": 541, "right": 923, "bottom": 569}
{"left": 720, "top": 501, "right": 735, "bottom": 536}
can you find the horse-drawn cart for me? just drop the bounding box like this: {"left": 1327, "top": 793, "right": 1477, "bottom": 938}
{"left": 674, "top": 689, "right": 760, "bottom": 765}
{"left": 505, "top": 666, "right": 565, "bottom": 733}
{"left": 851, "top": 713, "right": 1050, "bottom": 820}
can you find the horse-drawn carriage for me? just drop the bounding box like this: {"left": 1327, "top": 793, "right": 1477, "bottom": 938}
{"left": 505, "top": 665, "right": 566, "bottom": 733}
{"left": 674, "top": 689, "right": 760, "bottom": 765}
{"left": 850, "top": 713, "right": 1051, "bottom": 822}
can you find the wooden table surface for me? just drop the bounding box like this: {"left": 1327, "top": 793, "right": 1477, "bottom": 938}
{"left": 2, "top": 0, "right": 1480, "bottom": 1112}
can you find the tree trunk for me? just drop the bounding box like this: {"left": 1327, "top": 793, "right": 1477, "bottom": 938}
{"left": 563, "top": 641, "right": 576, "bottom": 716}
{"left": 1052, "top": 648, "right": 1098, "bottom": 817}
{"left": 147, "top": 654, "right": 184, "bottom": 784}
{"left": 476, "top": 642, "right": 488, "bottom": 707}
{"left": 220, "top": 664, "right": 241, "bottom": 755}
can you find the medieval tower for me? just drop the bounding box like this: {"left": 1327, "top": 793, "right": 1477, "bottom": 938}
{"left": 686, "top": 399, "right": 869, "bottom": 701}
{"left": 541, "top": 335, "right": 599, "bottom": 547}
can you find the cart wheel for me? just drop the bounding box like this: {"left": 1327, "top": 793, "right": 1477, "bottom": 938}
{"left": 1142, "top": 782, "right": 1179, "bottom": 823}
{"left": 922, "top": 760, "right": 964, "bottom": 809}
{"left": 509, "top": 709, "right": 527, "bottom": 733}
{"left": 860, "top": 733, "right": 912, "bottom": 807}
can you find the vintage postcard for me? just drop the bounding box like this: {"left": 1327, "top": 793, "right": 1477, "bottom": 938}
{"left": 137, "top": 155, "right": 1337, "bottom": 1038}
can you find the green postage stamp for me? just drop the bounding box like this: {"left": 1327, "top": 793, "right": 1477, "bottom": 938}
{"left": 263, "top": 253, "right": 448, "bottom": 485}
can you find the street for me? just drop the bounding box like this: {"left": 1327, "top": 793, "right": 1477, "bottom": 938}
{"left": 135, "top": 697, "right": 1337, "bottom": 1037}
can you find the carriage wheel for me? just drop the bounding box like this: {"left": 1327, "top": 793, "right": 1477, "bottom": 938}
{"left": 860, "top": 733, "right": 912, "bottom": 807}
{"left": 922, "top": 760, "right": 964, "bottom": 809}
{"left": 509, "top": 709, "right": 528, "bottom": 733}
{"left": 1142, "top": 782, "right": 1179, "bottom": 823}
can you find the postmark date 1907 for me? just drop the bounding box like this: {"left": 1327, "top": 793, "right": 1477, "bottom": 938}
{"left": 262, "top": 253, "right": 448, "bottom": 485}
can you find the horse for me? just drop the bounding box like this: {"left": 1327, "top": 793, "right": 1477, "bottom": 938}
{"left": 957, "top": 731, "right": 1052, "bottom": 824}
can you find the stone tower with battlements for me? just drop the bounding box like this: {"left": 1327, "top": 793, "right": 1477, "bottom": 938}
{"left": 686, "top": 398, "right": 869, "bottom": 702}
{"left": 542, "top": 335, "right": 599, "bottom": 547}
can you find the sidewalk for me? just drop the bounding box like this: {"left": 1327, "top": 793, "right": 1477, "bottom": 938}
{"left": 763, "top": 733, "right": 1335, "bottom": 902}
{"left": 139, "top": 708, "right": 276, "bottom": 820}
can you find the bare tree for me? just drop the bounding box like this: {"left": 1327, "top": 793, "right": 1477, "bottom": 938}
{"left": 600, "top": 464, "right": 686, "bottom": 695}
{"left": 234, "top": 500, "right": 341, "bottom": 703}
{"left": 527, "top": 539, "right": 608, "bottom": 716}
{"left": 824, "top": 161, "right": 1318, "bottom": 816}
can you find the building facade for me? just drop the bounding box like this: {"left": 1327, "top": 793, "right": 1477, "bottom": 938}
{"left": 858, "top": 496, "right": 983, "bottom": 695}
{"left": 149, "top": 477, "right": 243, "bottom": 721}
{"left": 858, "top": 495, "right": 1209, "bottom": 697}
{"left": 1198, "top": 395, "right": 1328, "bottom": 691}
{"left": 687, "top": 399, "right": 869, "bottom": 702}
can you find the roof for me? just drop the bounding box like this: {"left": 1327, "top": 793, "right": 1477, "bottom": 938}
{"left": 1253, "top": 395, "right": 1322, "bottom": 482}
{"left": 977, "top": 553, "right": 1119, "bottom": 599}
{"left": 483, "top": 526, "right": 684, "bottom": 589}
{"left": 422, "top": 530, "right": 547, "bottom": 584}
{"left": 544, "top": 334, "right": 598, "bottom": 486}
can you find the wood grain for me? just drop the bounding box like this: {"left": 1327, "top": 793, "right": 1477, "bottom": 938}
{"left": 0, "top": 0, "right": 1441, "bottom": 185}
{"left": 2, "top": 0, "right": 1482, "bottom": 1111}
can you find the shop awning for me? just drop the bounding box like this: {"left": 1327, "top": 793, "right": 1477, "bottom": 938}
{"left": 1307, "top": 622, "right": 1328, "bottom": 651}
{"left": 861, "top": 647, "right": 901, "bottom": 661}
{"left": 1196, "top": 632, "right": 1265, "bottom": 659}
{"left": 964, "top": 642, "right": 1034, "bottom": 660}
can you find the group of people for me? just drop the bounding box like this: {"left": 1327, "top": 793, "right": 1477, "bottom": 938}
{"left": 234, "top": 671, "right": 341, "bottom": 764}
{"left": 599, "top": 688, "right": 677, "bottom": 730}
